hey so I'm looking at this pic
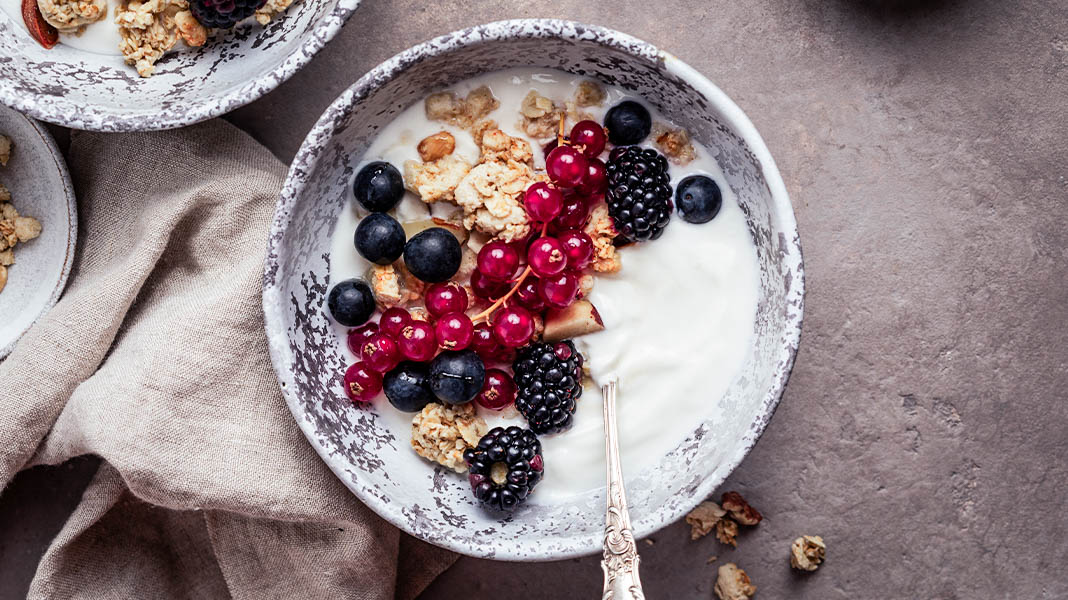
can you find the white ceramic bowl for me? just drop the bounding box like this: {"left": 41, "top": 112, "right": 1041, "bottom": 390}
{"left": 264, "top": 19, "right": 804, "bottom": 560}
{"left": 0, "top": 104, "right": 76, "bottom": 358}
{"left": 0, "top": 0, "right": 359, "bottom": 131}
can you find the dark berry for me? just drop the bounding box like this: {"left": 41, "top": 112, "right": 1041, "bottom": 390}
{"left": 189, "top": 0, "right": 267, "bottom": 29}
{"left": 603, "top": 101, "right": 652, "bottom": 145}
{"left": 675, "top": 175, "right": 723, "bottom": 224}
{"left": 512, "top": 340, "right": 583, "bottom": 434}
{"left": 463, "top": 426, "right": 543, "bottom": 510}
{"left": 605, "top": 146, "right": 673, "bottom": 242}
{"left": 429, "top": 350, "right": 486, "bottom": 405}
{"left": 354, "top": 212, "right": 406, "bottom": 265}
{"left": 353, "top": 161, "right": 404, "bottom": 213}
{"left": 383, "top": 361, "right": 435, "bottom": 412}
{"left": 327, "top": 279, "right": 375, "bottom": 327}
{"left": 403, "top": 227, "right": 462, "bottom": 283}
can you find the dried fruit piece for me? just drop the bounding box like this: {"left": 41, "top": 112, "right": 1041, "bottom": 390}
{"left": 790, "top": 535, "right": 826, "bottom": 571}
{"left": 23, "top": 0, "right": 59, "bottom": 49}
{"left": 721, "top": 491, "right": 763, "bottom": 526}
{"left": 542, "top": 300, "right": 604, "bottom": 341}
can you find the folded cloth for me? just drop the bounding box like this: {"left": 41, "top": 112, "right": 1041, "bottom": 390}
{"left": 0, "top": 121, "right": 455, "bottom": 599}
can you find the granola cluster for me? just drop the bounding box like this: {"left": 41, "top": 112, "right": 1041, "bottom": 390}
{"left": 790, "top": 535, "right": 826, "bottom": 571}
{"left": 410, "top": 402, "right": 488, "bottom": 473}
{"left": 424, "top": 86, "right": 500, "bottom": 131}
{"left": 653, "top": 122, "right": 697, "bottom": 165}
{"left": 254, "top": 0, "right": 293, "bottom": 25}
{"left": 116, "top": 0, "right": 206, "bottom": 78}
{"left": 0, "top": 136, "right": 44, "bottom": 294}
{"left": 714, "top": 563, "right": 756, "bottom": 600}
{"left": 685, "top": 491, "right": 762, "bottom": 546}
{"left": 369, "top": 262, "right": 425, "bottom": 310}
{"left": 37, "top": 0, "right": 106, "bottom": 33}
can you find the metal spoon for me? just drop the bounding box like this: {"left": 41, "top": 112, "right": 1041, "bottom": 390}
{"left": 600, "top": 379, "right": 646, "bottom": 600}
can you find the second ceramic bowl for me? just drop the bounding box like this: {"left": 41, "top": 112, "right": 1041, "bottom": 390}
{"left": 264, "top": 19, "right": 804, "bottom": 560}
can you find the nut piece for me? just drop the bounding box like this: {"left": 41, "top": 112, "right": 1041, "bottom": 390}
{"left": 417, "top": 131, "right": 456, "bottom": 163}
{"left": 653, "top": 123, "right": 697, "bottom": 165}
{"left": 714, "top": 563, "right": 756, "bottom": 600}
{"left": 543, "top": 300, "right": 604, "bottom": 341}
{"left": 790, "top": 535, "right": 825, "bottom": 572}
{"left": 410, "top": 402, "right": 488, "bottom": 473}
{"left": 0, "top": 135, "right": 11, "bottom": 166}
{"left": 584, "top": 204, "right": 621, "bottom": 273}
{"left": 721, "top": 491, "right": 763, "bottom": 526}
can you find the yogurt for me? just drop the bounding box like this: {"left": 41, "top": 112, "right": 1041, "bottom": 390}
{"left": 1, "top": 0, "right": 123, "bottom": 55}
{"left": 328, "top": 68, "right": 761, "bottom": 502}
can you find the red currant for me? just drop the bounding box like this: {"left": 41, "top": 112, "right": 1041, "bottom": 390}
{"left": 379, "top": 307, "right": 411, "bottom": 338}
{"left": 435, "top": 312, "right": 474, "bottom": 350}
{"left": 492, "top": 306, "right": 536, "bottom": 347}
{"left": 343, "top": 362, "right": 382, "bottom": 403}
{"left": 538, "top": 271, "right": 580, "bottom": 308}
{"left": 470, "top": 269, "right": 510, "bottom": 300}
{"left": 577, "top": 158, "right": 607, "bottom": 196}
{"left": 470, "top": 322, "right": 502, "bottom": 359}
{"left": 346, "top": 322, "right": 378, "bottom": 355}
{"left": 570, "top": 120, "right": 607, "bottom": 158}
{"left": 527, "top": 236, "right": 568, "bottom": 277}
{"left": 425, "top": 282, "right": 468, "bottom": 317}
{"left": 515, "top": 277, "right": 546, "bottom": 312}
{"left": 551, "top": 194, "right": 592, "bottom": 232}
{"left": 477, "top": 240, "right": 521, "bottom": 281}
{"left": 523, "top": 182, "right": 564, "bottom": 223}
{"left": 545, "top": 145, "right": 589, "bottom": 188}
{"left": 359, "top": 332, "right": 401, "bottom": 372}
{"left": 558, "top": 230, "right": 594, "bottom": 270}
{"left": 476, "top": 368, "right": 517, "bottom": 410}
{"left": 397, "top": 320, "right": 437, "bottom": 362}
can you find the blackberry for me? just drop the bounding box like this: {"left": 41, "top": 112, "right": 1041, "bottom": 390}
{"left": 463, "top": 426, "right": 544, "bottom": 510}
{"left": 604, "top": 146, "right": 674, "bottom": 242}
{"left": 189, "top": 0, "right": 267, "bottom": 29}
{"left": 512, "top": 340, "right": 583, "bottom": 435}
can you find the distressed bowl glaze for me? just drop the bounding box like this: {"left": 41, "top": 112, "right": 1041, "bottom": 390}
{"left": 264, "top": 19, "right": 804, "bottom": 560}
{"left": 0, "top": 105, "right": 76, "bottom": 359}
{"left": 0, "top": 0, "right": 359, "bottom": 131}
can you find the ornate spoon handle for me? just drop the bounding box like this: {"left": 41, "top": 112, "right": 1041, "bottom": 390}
{"left": 600, "top": 380, "right": 646, "bottom": 600}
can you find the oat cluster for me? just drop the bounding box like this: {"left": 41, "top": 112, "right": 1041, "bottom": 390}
{"left": 0, "top": 135, "right": 44, "bottom": 294}
{"left": 410, "top": 402, "right": 488, "bottom": 473}
{"left": 116, "top": 0, "right": 206, "bottom": 77}
{"left": 790, "top": 535, "right": 826, "bottom": 571}
{"left": 714, "top": 563, "right": 756, "bottom": 600}
{"left": 38, "top": 0, "right": 107, "bottom": 33}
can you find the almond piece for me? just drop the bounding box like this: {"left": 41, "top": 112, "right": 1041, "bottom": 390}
{"left": 418, "top": 131, "right": 456, "bottom": 162}
{"left": 543, "top": 300, "right": 604, "bottom": 341}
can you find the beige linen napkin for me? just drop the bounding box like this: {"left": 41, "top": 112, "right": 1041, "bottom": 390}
{"left": 0, "top": 120, "right": 455, "bottom": 599}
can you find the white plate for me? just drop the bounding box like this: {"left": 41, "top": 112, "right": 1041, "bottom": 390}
{"left": 0, "top": 105, "right": 76, "bottom": 359}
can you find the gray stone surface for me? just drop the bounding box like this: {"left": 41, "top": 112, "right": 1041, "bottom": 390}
{"left": 3, "top": 0, "right": 1067, "bottom": 597}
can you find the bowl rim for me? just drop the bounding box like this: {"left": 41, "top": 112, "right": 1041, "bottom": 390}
{"left": 263, "top": 18, "right": 805, "bottom": 561}
{"left": 0, "top": 108, "right": 77, "bottom": 359}
{"left": 0, "top": 0, "right": 360, "bottom": 132}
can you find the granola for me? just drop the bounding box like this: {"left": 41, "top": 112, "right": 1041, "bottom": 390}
{"left": 425, "top": 86, "right": 500, "bottom": 131}
{"left": 254, "top": 0, "right": 292, "bottom": 25}
{"left": 116, "top": 0, "right": 205, "bottom": 78}
{"left": 369, "top": 263, "right": 424, "bottom": 309}
{"left": 38, "top": 0, "right": 106, "bottom": 32}
{"left": 574, "top": 80, "right": 606, "bottom": 108}
{"left": 453, "top": 156, "right": 535, "bottom": 242}
{"left": 0, "top": 135, "right": 11, "bottom": 167}
{"left": 653, "top": 123, "right": 697, "bottom": 165}
{"left": 684, "top": 499, "right": 739, "bottom": 546}
{"left": 403, "top": 155, "right": 471, "bottom": 204}
{"left": 0, "top": 140, "right": 44, "bottom": 293}
{"left": 714, "top": 563, "right": 756, "bottom": 600}
{"left": 584, "top": 204, "right": 621, "bottom": 273}
{"left": 790, "top": 535, "right": 825, "bottom": 571}
{"left": 517, "top": 90, "right": 563, "bottom": 140}
{"left": 410, "top": 402, "right": 488, "bottom": 473}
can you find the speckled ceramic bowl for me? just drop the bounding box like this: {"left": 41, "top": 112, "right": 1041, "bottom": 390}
{"left": 0, "top": 105, "right": 76, "bottom": 359}
{"left": 264, "top": 19, "right": 804, "bottom": 560}
{"left": 0, "top": 0, "right": 359, "bottom": 131}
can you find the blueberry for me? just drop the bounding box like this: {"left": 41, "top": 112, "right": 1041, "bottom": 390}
{"left": 403, "top": 227, "right": 462, "bottom": 283}
{"left": 383, "top": 361, "right": 435, "bottom": 412}
{"left": 354, "top": 213, "right": 405, "bottom": 265}
{"left": 327, "top": 279, "right": 375, "bottom": 327}
{"left": 603, "top": 101, "right": 652, "bottom": 145}
{"left": 429, "top": 350, "right": 485, "bottom": 405}
{"left": 675, "top": 175, "right": 723, "bottom": 224}
{"left": 353, "top": 161, "right": 404, "bottom": 213}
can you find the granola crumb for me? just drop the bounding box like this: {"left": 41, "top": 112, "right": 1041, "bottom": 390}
{"left": 425, "top": 86, "right": 500, "bottom": 131}
{"left": 714, "top": 563, "right": 756, "bottom": 600}
{"left": 517, "top": 90, "right": 563, "bottom": 140}
{"left": 574, "top": 80, "right": 606, "bottom": 107}
{"left": 653, "top": 123, "right": 697, "bottom": 165}
{"left": 584, "top": 204, "right": 621, "bottom": 273}
{"left": 685, "top": 500, "right": 727, "bottom": 541}
{"left": 721, "top": 491, "right": 763, "bottom": 526}
{"left": 707, "top": 555, "right": 718, "bottom": 565}
{"left": 0, "top": 135, "right": 11, "bottom": 166}
{"left": 174, "top": 9, "right": 206, "bottom": 46}
{"left": 790, "top": 535, "right": 825, "bottom": 572}
{"left": 254, "top": 0, "right": 292, "bottom": 24}
{"left": 410, "top": 402, "right": 488, "bottom": 473}
{"left": 38, "top": 0, "right": 107, "bottom": 33}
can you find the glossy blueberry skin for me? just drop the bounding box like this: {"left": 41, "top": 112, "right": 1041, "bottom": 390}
{"left": 403, "top": 227, "right": 462, "bottom": 283}
{"left": 383, "top": 362, "right": 435, "bottom": 412}
{"left": 675, "top": 175, "right": 723, "bottom": 224}
{"left": 603, "top": 101, "right": 652, "bottom": 145}
{"left": 353, "top": 161, "right": 404, "bottom": 213}
{"left": 354, "top": 212, "right": 406, "bottom": 265}
{"left": 429, "top": 350, "right": 486, "bottom": 405}
{"left": 327, "top": 279, "right": 375, "bottom": 327}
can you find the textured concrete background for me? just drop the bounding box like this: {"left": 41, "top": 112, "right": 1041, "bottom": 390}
{"left": 3, "top": 0, "right": 1068, "bottom": 597}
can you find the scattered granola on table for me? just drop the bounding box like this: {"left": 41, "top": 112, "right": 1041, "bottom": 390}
{"left": 714, "top": 563, "right": 756, "bottom": 600}
{"left": 790, "top": 535, "right": 826, "bottom": 572}
{"left": 721, "top": 491, "right": 763, "bottom": 526}
{"left": 685, "top": 491, "right": 761, "bottom": 546}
